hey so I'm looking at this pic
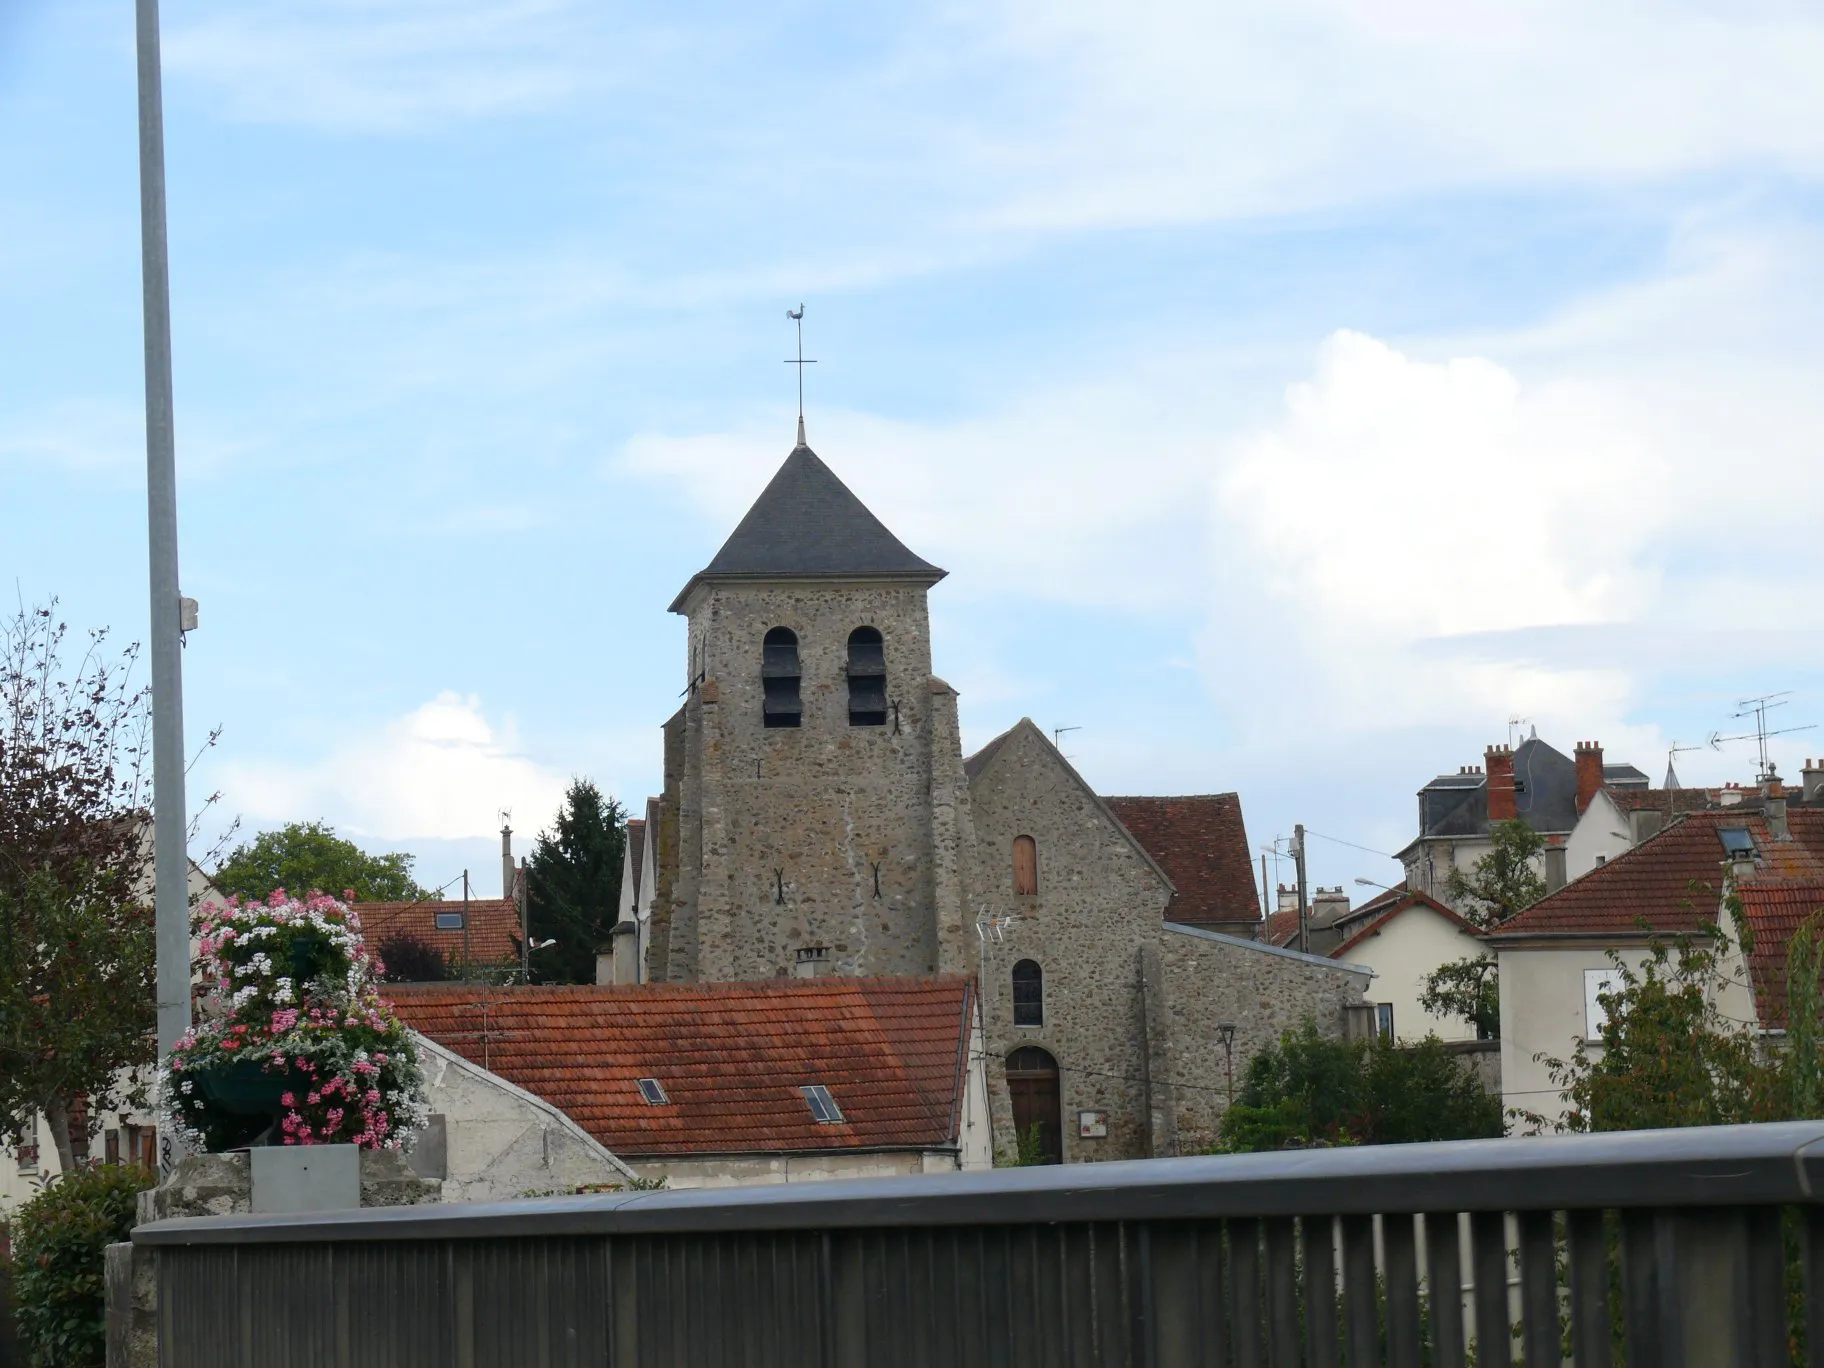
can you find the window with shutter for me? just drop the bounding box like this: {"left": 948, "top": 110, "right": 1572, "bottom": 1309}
{"left": 1012, "top": 835, "right": 1038, "bottom": 896}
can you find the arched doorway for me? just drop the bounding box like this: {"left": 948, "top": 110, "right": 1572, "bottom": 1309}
{"left": 1005, "top": 1046, "right": 1063, "bottom": 1164}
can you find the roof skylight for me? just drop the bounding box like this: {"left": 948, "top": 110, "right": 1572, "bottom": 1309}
{"left": 636, "top": 1078, "right": 669, "bottom": 1105}
{"left": 1718, "top": 828, "right": 1757, "bottom": 860}
{"left": 801, "top": 1084, "right": 844, "bottom": 1124}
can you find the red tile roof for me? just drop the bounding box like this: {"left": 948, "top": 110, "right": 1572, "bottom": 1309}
{"left": 1738, "top": 880, "right": 1824, "bottom": 1030}
{"left": 1263, "top": 906, "right": 1302, "bottom": 947}
{"left": 1606, "top": 787, "right": 1717, "bottom": 815}
{"left": 1104, "top": 794, "right": 1259, "bottom": 928}
{"left": 389, "top": 976, "right": 975, "bottom": 1157}
{"left": 354, "top": 898, "right": 521, "bottom": 967}
{"left": 1330, "top": 890, "right": 1475, "bottom": 958}
{"left": 1489, "top": 809, "right": 1824, "bottom": 938}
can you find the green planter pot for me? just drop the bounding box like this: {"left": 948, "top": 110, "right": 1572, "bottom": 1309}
{"left": 192, "top": 1058, "right": 314, "bottom": 1147}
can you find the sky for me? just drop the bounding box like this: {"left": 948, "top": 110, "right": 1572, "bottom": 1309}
{"left": 5, "top": 0, "right": 1824, "bottom": 906}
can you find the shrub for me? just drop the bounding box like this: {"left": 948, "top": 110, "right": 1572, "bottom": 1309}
{"left": 11, "top": 1164, "right": 153, "bottom": 1368}
{"left": 375, "top": 932, "right": 449, "bottom": 984}
{"left": 1218, "top": 1020, "right": 1503, "bottom": 1151}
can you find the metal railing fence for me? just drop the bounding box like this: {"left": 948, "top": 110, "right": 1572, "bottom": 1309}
{"left": 134, "top": 1121, "right": 1824, "bottom": 1367}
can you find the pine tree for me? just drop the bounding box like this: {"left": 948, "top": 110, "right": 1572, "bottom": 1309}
{"left": 524, "top": 779, "right": 626, "bottom": 984}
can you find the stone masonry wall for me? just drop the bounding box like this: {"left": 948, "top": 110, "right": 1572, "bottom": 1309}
{"left": 1154, "top": 922, "right": 1371, "bottom": 1153}
{"left": 967, "top": 721, "right": 1172, "bottom": 1162}
{"left": 967, "top": 721, "right": 1371, "bottom": 1161}
{"left": 680, "top": 580, "right": 943, "bottom": 981}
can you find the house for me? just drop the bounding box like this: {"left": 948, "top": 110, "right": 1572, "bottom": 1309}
{"left": 1399, "top": 737, "right": 1649, "bottom": 909}
{"left": 1327, "top": 890, "right": 1487, "bottom": 1044}
{"left": 1485, "top": 795, "right": 1824, "bottom": 1125}
{"left": 1260, "top": 885, "right": 1488, "bottom": 1046}
{"left": 390, "top": 976, "right": 994, "bottom": 1186}
{"left": 354, "top": 897, "right": 523, "bottom": 976}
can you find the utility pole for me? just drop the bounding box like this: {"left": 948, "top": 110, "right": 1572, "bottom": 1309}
{"left": 1293, "top": 824, "right": 1309, "bottom": 956}
{"left": 136, "top": 0, "right": 189, "bottom": 1175}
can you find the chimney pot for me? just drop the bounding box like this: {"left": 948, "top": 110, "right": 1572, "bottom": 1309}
{"left": 1574, "top": 740, "right": 1604, "bottom": 816}
{"left": 1485, "top": 744, "right": 1517, "bottom": 822}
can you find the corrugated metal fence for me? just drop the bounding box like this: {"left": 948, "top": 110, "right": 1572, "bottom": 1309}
{"left": 137, "top": 1121, "right": 1824, "bottom": 1366}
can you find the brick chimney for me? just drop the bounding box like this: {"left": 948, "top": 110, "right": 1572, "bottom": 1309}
{"left": 1574, "top": 741, "right": 1604, "bottom": 816}
{"left": 1485, "top": 744, "right": 1516, "bottom": 821}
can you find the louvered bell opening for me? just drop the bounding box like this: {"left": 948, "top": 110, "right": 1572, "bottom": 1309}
{"left": 762, "top": 644, "right": 800, "bottom": 678}
{"left": 763, "top": 676, "right": 802, "bottom": 728}
{"left": 848, "top": 677, "right": 887, "bottom": 727}
{"left": 846, "top": 636, "right": 885, "bottom": 676}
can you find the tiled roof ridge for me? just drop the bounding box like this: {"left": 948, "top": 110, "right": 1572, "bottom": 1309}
{"left": 1330, "top": 890, "right": 1476, "bottom": 959}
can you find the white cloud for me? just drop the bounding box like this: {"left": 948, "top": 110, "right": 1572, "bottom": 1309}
{"left": 163, "top": 0, "right": 607, "bottom": 131}
{"left": 973, "top": 0, "right": 1824, "bottom": 229}
{"left": 217, "top": 691, "right": 568, "bottom": 841}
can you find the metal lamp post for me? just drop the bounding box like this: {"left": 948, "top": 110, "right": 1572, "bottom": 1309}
{"left": 136, "top": 0, "right": 191, "bottom": 1172}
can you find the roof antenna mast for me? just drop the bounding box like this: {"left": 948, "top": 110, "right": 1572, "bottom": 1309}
{"left": 785, "top": 304, "right": 816, "bottom": 447}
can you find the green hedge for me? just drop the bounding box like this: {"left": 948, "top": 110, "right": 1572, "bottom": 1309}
{"left": 11, "top": 1165, "right": 152, "bottom": 1368}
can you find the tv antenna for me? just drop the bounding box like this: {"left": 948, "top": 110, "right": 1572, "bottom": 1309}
{"left": 1710, "top": 692, "right": 1816, "bottom": 784}
{"left": 1507, "top": 715, "right": 1535, "bottom": 747}
{"left": 1663, "top": 740, "right": 1705, "bottom": 790}
{"left": 1052, "top": 725, "right": 1081, "bottom": 752}
{"left": 785, "top": 305, "right": 816, "bottom": 446}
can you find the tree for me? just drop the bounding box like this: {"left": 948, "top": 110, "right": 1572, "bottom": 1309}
{"left": 1217, "top": 1020, "right": 1503, "bottom": 1151}
{"left": 0, "top": 603, "right": 158, "bottom": 1173}
{"left": 524, "top": 779, "right": 626, "bottom": 984}
{"left": 213, "top": 821, "right": 429, "bottom": 903}
{"left": 1523, "top": 901, "right": 1798, "bottom": 1134}
{"left": 1445, "top": 817, "right": 1547, "bottom": 927}
{"left": 375, "top": 932, "right": 449, "bottom": 984}
{"left": 1419, "top": 955, "right": 1500, "bottom": 1039}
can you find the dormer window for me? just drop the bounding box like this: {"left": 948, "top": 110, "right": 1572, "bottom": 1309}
{"left": 762, "top": 627, "right": 802, "bottom": 728}
{"left": 846, "top": 627, "right": 887, "bottom": 726}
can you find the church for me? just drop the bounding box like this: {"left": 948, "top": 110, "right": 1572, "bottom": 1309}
{"left": 635, "top": 428, "right": 1370, "bottom": 1161}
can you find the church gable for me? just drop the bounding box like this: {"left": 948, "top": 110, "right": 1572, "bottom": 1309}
{"left": 964, "top": 718, "right": 1174, "bottom": 914}
{"left": 963, "top": 718, "right": 1174, "bottom": 912}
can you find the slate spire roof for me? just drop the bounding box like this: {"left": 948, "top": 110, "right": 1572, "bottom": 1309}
{"left": 670, "top": 440, "right": 946, "bottom": 611}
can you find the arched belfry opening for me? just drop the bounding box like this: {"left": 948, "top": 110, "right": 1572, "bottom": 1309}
{"left": 846, "top": 627, "right": 887, "bottom": 726}
{"left": 762, "top": 627, "right": 802, "bottom": 728}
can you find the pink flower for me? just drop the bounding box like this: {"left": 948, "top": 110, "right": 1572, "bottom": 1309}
{"left": 281, "top": 1092, "right": 296, "bottom": 1107}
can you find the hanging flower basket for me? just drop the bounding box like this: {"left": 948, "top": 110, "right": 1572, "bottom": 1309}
{"left": 162, "top": 891, "right": 428, "bottom": 1152}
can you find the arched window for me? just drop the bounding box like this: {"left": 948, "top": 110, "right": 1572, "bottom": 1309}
{"left": 846, "top": 627, "right": 887, "bottom": 726}
{"left": 1012, "top": 835, "right": 1038, "bottom": 896}
{"left": 1011, "top": 959, "right": 1043, "bottom": 1027}
{"left": 762, "top": 627, "right": 802, "bottom": 728}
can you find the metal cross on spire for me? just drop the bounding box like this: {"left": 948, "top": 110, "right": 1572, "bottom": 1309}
{"left": 785, "top": 304, "right": 816, "bottom": 447}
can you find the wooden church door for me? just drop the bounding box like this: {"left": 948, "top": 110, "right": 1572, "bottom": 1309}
{"left": 1006, "top": 1046, "right": 1063, "bottom": 1164}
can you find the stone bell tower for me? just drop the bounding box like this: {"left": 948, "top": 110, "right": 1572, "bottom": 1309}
{"left": 656, "top": 435, "right": 975, "bottom": 983}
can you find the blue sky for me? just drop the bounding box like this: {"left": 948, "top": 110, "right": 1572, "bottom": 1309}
{"left": 5, "top": 0, "right": 1824, "bottom": 904}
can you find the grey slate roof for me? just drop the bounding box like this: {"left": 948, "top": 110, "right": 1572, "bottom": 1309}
{"left": 669, "top": 443, "right": 945, "bottom": 611}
